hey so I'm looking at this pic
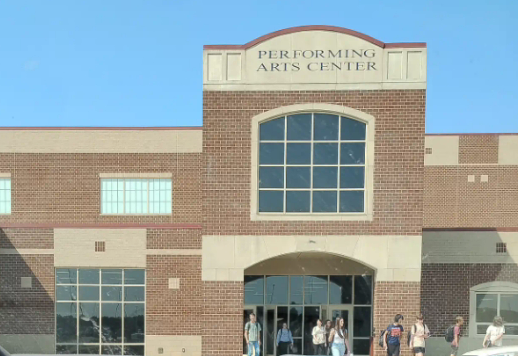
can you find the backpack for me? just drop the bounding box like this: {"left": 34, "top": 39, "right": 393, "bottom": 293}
{"left": 445, "top": 325, "right": 455, "bottom": 343}
{"left": 407, "top": 325, "right": 416, "bottom": 347}
{"left": 378, "top": 329, "right": 387, "bottom": 348}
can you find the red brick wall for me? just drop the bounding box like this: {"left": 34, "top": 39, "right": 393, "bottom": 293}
{"left": 0, "top": 254, "right": 54, "bottom": 334}
{"left": 0, "top": 153, "right": 202, "bottom": 224}
{"left": 202, "top": 281, "right": 243, "bottom": 356}
{"left": 146, "top": 228, "right": 202, "bottom": 249}
{"left": 424, "top": 166, "right": 518, "bottom": 228}
{"left": 0, "top": 228, "right": 53, "bottom": 249}
{"left": 421, "top": 263, "right": 518, "bottom": 337}
{"left": 202, "top": 90, "right": 426, "bottom": 236}
{"left": 146, "top": 255, "right": 202, "bottom": 335}
{"left": 373, "top": 281, "right": 421, "bottom": 356}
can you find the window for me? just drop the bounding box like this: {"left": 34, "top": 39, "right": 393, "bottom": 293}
{"left": 258, "top": 113, "right": 367, "bottom": 214}
{"left": 471, "top": 282, "right": 518, "bottom": 337}
{"left": 0, "top": 178, "right": 11, "bottom": 214}
{"left": 55, "top": 268, "right": 145, "bottom": 355}
{"left": 475, "top": 293, "right": 518, "bottom": 335}
{"left": 100, "top": 178, "right": 171, "bottom": 214}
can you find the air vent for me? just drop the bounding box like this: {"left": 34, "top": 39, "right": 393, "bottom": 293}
{"left": 496, "top": 242, "right": 507, "bottom": 254}
{"left": 95, "top": 241, "right": 106, "bottom": 252}
{"left": 425, "top": 148, "right": 432, "bottom": 154}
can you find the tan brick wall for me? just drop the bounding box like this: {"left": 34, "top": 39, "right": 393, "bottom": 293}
{"left": 459, "top": 135, "right": 499, "bottom": 164}
{"left": 203, "top": 90, "right": 426, "bottom": 236}
{"left": 424, "top": 166, "right": 518, "bottom": 228}
{"left": 0, "top": 153, "right": 202, "bottom": 224}
{"left": 0, "top": 228, "right": 53, "bottom": 249}
{"left": 147, "top": 228, "right": 202, "bottom": 249}
{"left": 202, "top": 281, "right": 243, "bottom": 356}
{"left": 146, "top": 255, "right": 202, "bottom": 336}
{"left": 0, "top": 254, "right": 54, "bottom": 334}
{"left": 373, "top": 281, "right": 421, "bottom": 356}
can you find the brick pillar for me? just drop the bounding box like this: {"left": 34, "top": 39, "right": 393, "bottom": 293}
{"left": 202, "top": 281, "right": 243, "bottom": 356}
{"left": 373, "top": 281, "right": 421, "bottom": 356}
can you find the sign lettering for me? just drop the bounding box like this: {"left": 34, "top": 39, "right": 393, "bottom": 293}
{"left": 256, "top": 49, "right": 378, "bottom": 72}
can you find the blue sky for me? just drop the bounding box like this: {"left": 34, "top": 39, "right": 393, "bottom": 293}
{"left": 0, "top": 0, "right": 517, "bottom": 133}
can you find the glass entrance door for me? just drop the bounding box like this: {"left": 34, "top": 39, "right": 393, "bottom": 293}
{"left": 330, "top": 306, "right": 353, "bottom": 353}
{"left": 244, "top": 306, "right": 264, "bottom": 356}
{"left": 265, "top": 306, "right": 289, "bottom": 356}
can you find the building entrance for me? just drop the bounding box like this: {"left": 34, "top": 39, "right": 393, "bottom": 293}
{"left": 243, "top": 273, "right": 372, "bottom": 356}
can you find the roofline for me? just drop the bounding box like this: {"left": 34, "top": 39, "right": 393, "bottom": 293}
{"left": 0, "top": 126, "right": 203, "bottom": 131}
{"left": 204, "top": 25, "right": 426, "bottom": 50}
{"left": 424, "top": 227, "right": 518, "bottom": 232}
{"left": 425, "top": 133, "right": 518, "bottom": 136}
{"left": 0, "top": 223, "right": 202, "bottom": 229}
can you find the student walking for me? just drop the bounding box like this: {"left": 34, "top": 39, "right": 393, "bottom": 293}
{"left": 329, "top": 317, "right": 350, "bottom": 356}
{"left": 483, "top": 316, "right": 505, "bottom": 348}
{"left": 244, "top": 313, "right": 262, "bottom": 356}
{"left": 312, "top": 319, "right": 326, "bottom": 355}
{"left": 409, "top": 315, "right": 430, "bottom": 356}
{"left": 276, "top": 323, "right": 293, "bottom": 356}
{"left": 450, "top": 316, "right": 464, "bottom": 356}
{"left": 324, "top": 320, "right": 333, "bottom": 355}
{"left": 384, "top": 314, "right": 404, "bottom": 356}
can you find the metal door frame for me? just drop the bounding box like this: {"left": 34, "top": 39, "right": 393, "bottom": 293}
{"left": 329, "top": 305, "right": 354, "bottom": 350}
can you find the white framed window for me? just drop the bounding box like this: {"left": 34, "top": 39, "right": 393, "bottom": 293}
{"left": 101, "top": 178, "right": 172, "bottom": 215}
{"left": 470, "top": 282, "right": 518, "bottom": 337}
{"left": 55, "top": 268, "right": 145, "bottom": 355}
{"left": 0, "top": 178, "right": 11, "bottom": 214}
{"left": 251, "top": 104, "right": 375, "bottom": 221}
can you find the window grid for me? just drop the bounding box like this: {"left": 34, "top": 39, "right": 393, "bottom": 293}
{"left": 101, "top": 178, "right": 171, "bottom": 215}
{"left": 258, "top": 113, "right": 366, "bottom": 214}
{"left": 0, "top": 178, "right": 12, "bottom": 214}
{"left": 496, "top": 242, "right": 507, "bottom": 254}
{"left": 55, "top": 269, "right": 145, "bottom": 355}
{"left": 475, "top": 292, "right": 518, "bottom": 335}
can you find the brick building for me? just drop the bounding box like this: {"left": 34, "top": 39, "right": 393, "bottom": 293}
{"left": 0, "top": 26, "right": 517, "bottom": 356}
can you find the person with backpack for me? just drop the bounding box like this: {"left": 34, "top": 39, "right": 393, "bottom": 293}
{"left": 448, "top": 316, "right": 464, "bottom": 356}
{"left": 328, "top": 317, "right": 350, "bottom": 356}
{"left": 276, "top": 322, "right": 293, "bottom": 355}
{"left": 409, "top": 315, "right": 430, "bottom": 356}
{"left": 383, "top": 314, "right": 404, "bottom": 356}
{"left": 483, "top": 316, "right": 505, "bottom": 348}
{"left": 244, "top": 313, "right": 262, "bottom": 356}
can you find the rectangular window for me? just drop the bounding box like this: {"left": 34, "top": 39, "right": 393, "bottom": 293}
{"left": 0, "top": 178, "right": 11, "bottom": 214}
{"left": 101, "top": 178, "right": 172, "bottom": 215}
{"left": 476, "top": 293, "right": 518, "bottom": 335}
{"left": 55, "top": 268, "right": 145, "bottom": 355}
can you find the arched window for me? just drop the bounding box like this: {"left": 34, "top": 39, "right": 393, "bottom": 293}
{"left": 252, "top": 105, "right": 374, "bottom": 220}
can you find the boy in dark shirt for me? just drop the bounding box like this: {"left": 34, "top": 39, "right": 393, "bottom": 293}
{"left": 384, "top": 314, "right": 404, "bottom": 356}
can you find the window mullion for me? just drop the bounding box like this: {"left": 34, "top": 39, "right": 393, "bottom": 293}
{"left": 497, "top": 293, "right": 501, "bottom": 316}
{"left": 337, "top": 116, "right": 342, "bottom": 213}
{"left": 122, "top": 179, "right": 126, "bottom": 214}
{"left": 98, "top": 270, "right": 102, "bottom": 350}
{"left": 76, "top": 269, "right": 79, "bottom": 351}
{"left": 310, "top": 113, "right": 314, "bottom": 212}
{"left": 122, "top": 270, "right": 125, "bottom": 352}
{"left": 284, "top": 116, "right": 287, "bottom": 214}
{"left": 147, "top": 179, "right": 150, "bottom": 214}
